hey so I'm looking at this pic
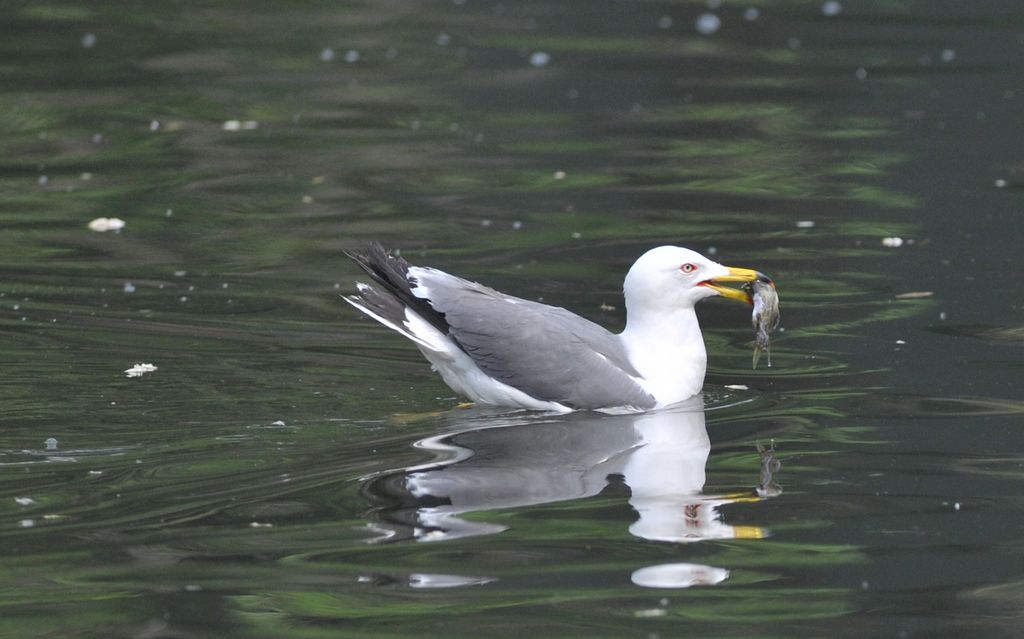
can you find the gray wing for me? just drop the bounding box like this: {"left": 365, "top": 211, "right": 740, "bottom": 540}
{"left": 412, "top": 269, "right": 656, "bottom": 411}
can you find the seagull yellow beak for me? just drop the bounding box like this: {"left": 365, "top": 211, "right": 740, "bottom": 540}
{"left": 699, "top": 266, "right": 764, "bottom": 304}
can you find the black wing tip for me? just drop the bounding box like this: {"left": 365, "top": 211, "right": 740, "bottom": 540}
{"left": 343, "top": 241, "right": 451, "bottom": 336}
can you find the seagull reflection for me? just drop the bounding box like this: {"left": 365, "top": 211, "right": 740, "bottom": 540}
{"left": 363, "top": 397, "right": 778, "bottom": 550}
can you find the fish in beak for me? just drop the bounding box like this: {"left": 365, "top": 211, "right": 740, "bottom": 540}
{"left": 699, "top": 266, "right": 769, "bottom": 304}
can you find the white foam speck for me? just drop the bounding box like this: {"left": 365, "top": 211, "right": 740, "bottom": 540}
{"left": 88, "top": 217, "right": 126, "bottom": 232}
{"left": 125, "top": 363, "right": 158, "bottom": 378}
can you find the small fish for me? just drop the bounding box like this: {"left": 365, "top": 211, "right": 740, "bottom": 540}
{"left": 744, "top": 276, "right": 780, "bottom": 369}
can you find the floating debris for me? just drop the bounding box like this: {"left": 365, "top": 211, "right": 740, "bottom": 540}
{"left": 45, "top": 437, "right": 58, "bottom": 450}
{"left": 796, "top": 220, "right": 816, "bottom": 228}
{"left": 82, "top": 33, "right": 97, "bottom": 48}
{"left": 344, "top": 49, "right": 360, "bottom": 63}
{"left": 724, "top": 384, "right": 749, "bottom": 391}
{"left": 319, "top": 47, "right": 335, "bottom": 62}
{"left": 744, "top": 7, "right": 761, "bottom": 21}
{"left": 695, "top": 13, "right": 721, "bottom": 35}
{"left": 124, "top": 363, "right": 158, "bottom": 378}
{"left": 435, "top": 33, "right": 451, "bottom": 46}
{"left": 15, "top": 497, "right": 36, "bottom": 506}
{"left": 821, "top": 1, "right": 842, "bottom": 16}
{"left": 222, "top": 120, "right": 259, "bottom": 131}
{"left": 881, "top": 236, "right": 904, "bottom": 247}
{"left": 941, "top": 48, "right": 956, "bottom": 63}
{"left": 123, "top": 282, "right": 136, "bottom": 293}
{"left": 995, "top": 178, "right": 1007, "bottom": 188}
{"left": 529, "top": 51, "right": 551, "bottom": 67}
{"left": 553, "top": 170, "right": 566, "bottom": 180}
{"left": 657, "top": 16, "right": 673, "bottom": 29}
{"left": 895, "top": 291, "right": 934, "bottom": 299}
{"left": 88, "top": 217, "right": 126, "bottom": 232}
{"left": 855, "top": 67, "right": 868, "bottom": 80}
{"left": 634, "top": 609, "right": 668, "bottom": 618}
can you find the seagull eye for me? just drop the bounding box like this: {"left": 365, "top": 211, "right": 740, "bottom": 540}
{"left": 680, "top": 263, "right": 697, "bottom": 274}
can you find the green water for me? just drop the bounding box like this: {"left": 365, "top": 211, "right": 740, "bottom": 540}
{"left": 2, "top": 1, "right": 1022, "bottom": 637}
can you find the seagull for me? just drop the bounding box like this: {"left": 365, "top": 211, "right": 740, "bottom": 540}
{"left": 344, "top": 243, "right": 764, "bottom": 413}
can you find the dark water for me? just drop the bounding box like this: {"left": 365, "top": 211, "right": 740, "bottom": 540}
{"left": 2, "top": 1, "right": 1022, "bottom": 637}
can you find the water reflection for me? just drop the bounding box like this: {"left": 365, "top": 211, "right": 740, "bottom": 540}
{"left": 363, "top": 399, "right": 779, "bottom": 587}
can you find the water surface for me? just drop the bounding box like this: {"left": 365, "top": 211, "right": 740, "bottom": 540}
{"left": 2, "top": 1, "right": 1022, "bottom": 637}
